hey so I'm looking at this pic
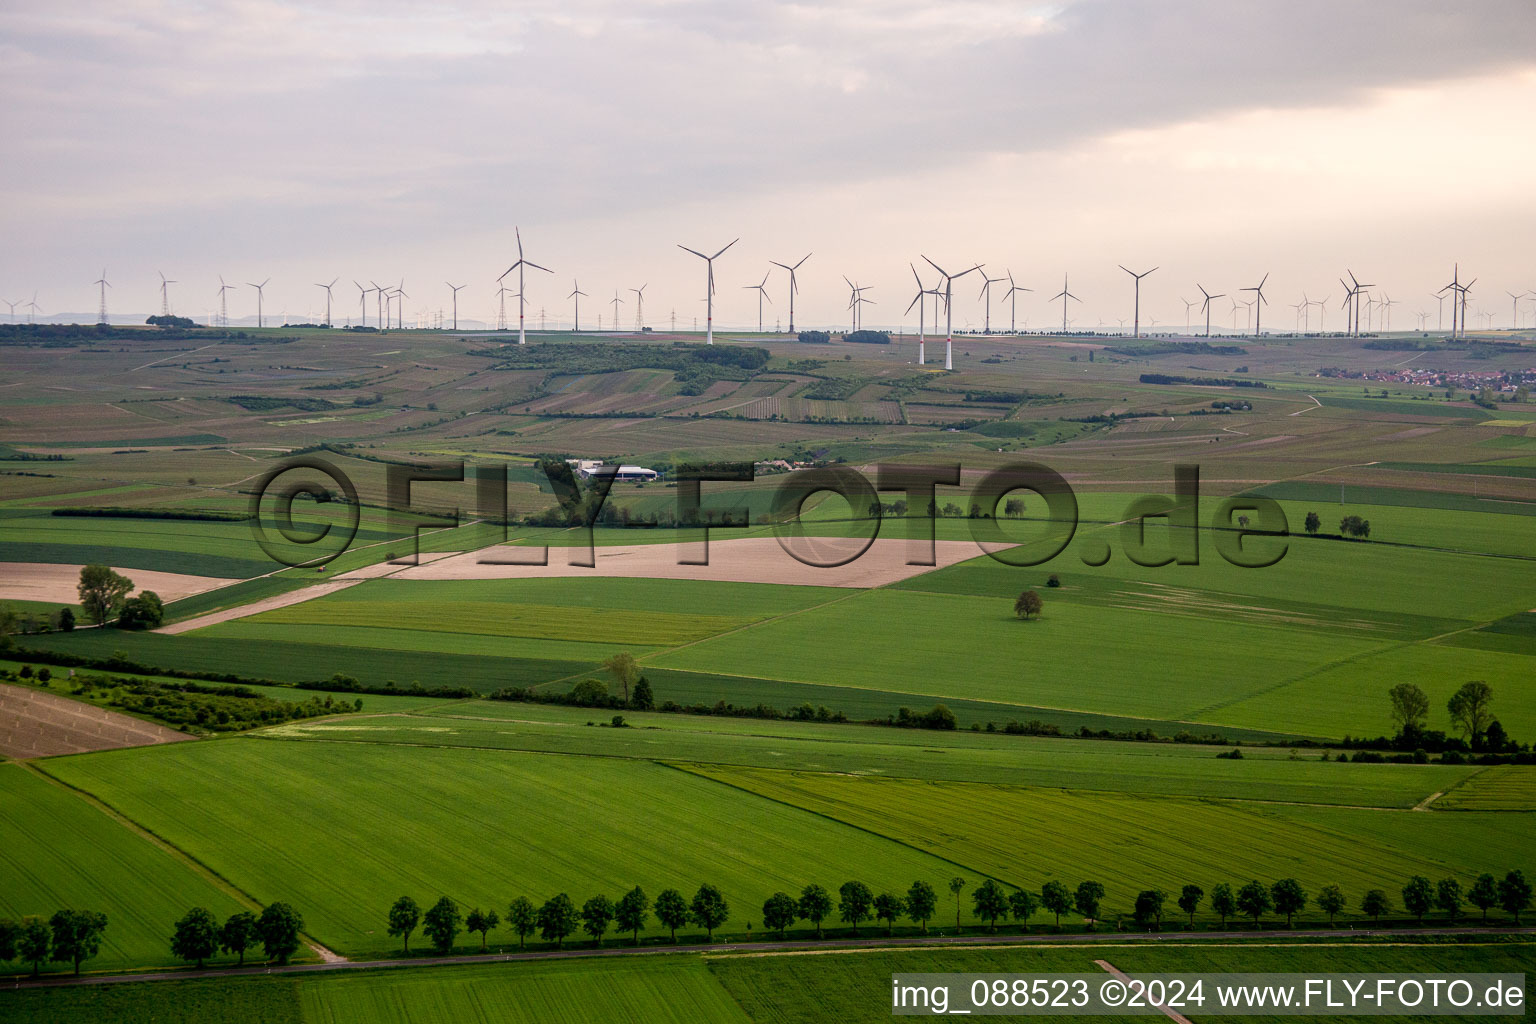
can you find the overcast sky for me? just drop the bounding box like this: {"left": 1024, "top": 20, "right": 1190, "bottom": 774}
{"left": 3, "top": 0, "right": 1535, "bottom": 332}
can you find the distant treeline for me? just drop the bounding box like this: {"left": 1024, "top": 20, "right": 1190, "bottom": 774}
{"left": 843, "top": 330, "right": 890, "bottom": 345}
{"left": 1111, "top": 341, "right": 1248, "bottom": 357}
{"left": 0, "top": 324, "right": 294, "bottom": 344}
{"left": 1140, "top": 373, "right": 1267, "bottom": 388}
{"left": 797, "top": 330, "right": 832, "bottom": 343}
{"left": 223, "top": 395, "right": 340, "bottom": 413}
{"left": 51, "top": 507, "right": 249, "bottom": 522}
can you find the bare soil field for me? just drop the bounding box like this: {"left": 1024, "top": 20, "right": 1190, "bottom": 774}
{"left": 0, "top": 562, "right": 229, "bottom": 604}
{"left": 388, "top": 536, "right": 982, "bottom": 588}
{"left": 0, "top": 682, "right": 193, "bottom": 758}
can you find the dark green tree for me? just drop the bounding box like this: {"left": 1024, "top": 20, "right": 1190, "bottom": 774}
{"left": 1303, "top": 511, "right": 1321, "bottom": 535}
{"left": 1361, "top": 889, "right": 1390, "bottom": 923}
{"left": 1210, "top": 883, "right": 1236, "bottom": 927}
{"left": 118, "top": 590, "right": 164, "bottom": 630}
{"left": 654, "top": 889, "right": 688, "bottom": 943}
{"left": 1133, "top": 890, "right": 1167, "bottom": 930}
{"left": 601, "top": 652, "right": 640, "bottom": 705}
{"left": 615, "top": 887, "right": 650, "bottom": 946}
{"left": 873, "top": 893, "right": 906, "bottom": 936}
{"left": 257, "top": 903, "right": 303, "bottom": 965}
{"left": 1270, "top": 879, "right": 1308, "bottom": 928}
{"left": 77, "top": 564, "right": 133, "bottom": 625}
{"left": 1468, "top": 874, "right": 1499, "bottom": 922}
{"left": 1041, "top": 881, "right": 1072, "bottom": 928}
{"left": 537, "top": 894, "right": 578, "bottom": 949}
{"left": 971, "top": 880, "right": 1010, "bottom": 933}
{"left": 1447, "top": 682, "right": 1494, "bottom": 745}
{"left": 631, "top": 677, "right": 655, "bottom": 711}
{"left": 1316, "top": 885, "right": 1346, "bottom": 926}
{"left": 1177, "top": 885, "right": 1204, "bottom": 927}
{"left": 1014, "top": 590, "right": 1043, "bottom": 620}
{"left": 906, "top": 881, "right": 937, "bottom": 933}
{"left": 170, "top": 907, "right": 219, "bottom": 968}
{"left": 466, "top": 907, "right": 499, "bottom": 951}
{"left": 1236, "top": 881, "right": 1271, "bottom": 927}
{"left": 798, "top": 884, "right": 832, "bottom": 939}
{"left": 1074, "top": 881, "right": 1105, "bottom": 929}
{"left": 1387, "top": 683, "right": 1430, "bottom": 737}
{"left": 49, "top": 909, "right": 108, "bottom": 976}
{"left": 1401, "top": 876, "right": 1433, "bottom": 924}
{"left": 581, "top": 895, "right": 615, "bottom": 947}
{"left": 423, "top": 897, "right": 461, "bottom": 954}
{"left": 689, "top": 884, "right": 729, "bottom": 942}
{"left": 506, "top": 897, "right": 536, "bottom": 950}
{"left": 1498, "top": 870, "right": 1532, "bottom": 924}
{"left": 387, "top": 896, "right": 421, "bottom": 954}
{"left": 57, "top": 607, "right": 75, "bottom": 632}
{"left": 0, "top": 918, "right": 17, "bottom": 967}
{"left": 1435, "top": 879, "right": 1463, "bottom": 923}
{"left": 762, "top": 892, "right": 797, "bottom": 938}
{"left": 18, "top": 917, "right": 49, "bottom": 976}
{"left": 949, "top": 877, "right": 968, "bottom": 930}
{"left": 219, "top": 912, "right": 258, "bottom": 966}
{"left": 1008, "top": 889, "right": 1039, "bottom": 930}
{"left": 838, "top": 881, "right": 874, "bottom": 935}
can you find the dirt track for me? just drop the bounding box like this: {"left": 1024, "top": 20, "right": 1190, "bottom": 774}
{"left": 0, "top": 682, "right": 193, "bottom": 758}
{"left": 388, "top": 537, "right": 981, "bottom": 588}
{"left": 157, "top": 580, "right": 361, "bottom": 635}
{"left": 0, "top": 562, "right": 227, "bottom": 605}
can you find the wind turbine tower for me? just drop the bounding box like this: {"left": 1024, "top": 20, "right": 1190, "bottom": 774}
{"left": 247, "top": 278, "right": 269, "bottom": 328}
{"left": 922, "top": 256, "right": 982, "bottom": 371}
{"left": 743, "top": 273, "right": 771, "bottom": 333}
{"left": 1048, "top": 273, "right": 1081, "bottom": 334}
{"left": 1240, "top": 273, "right": 1269, "bottom": 337}
{"left": 610, "top": 289, "right": 624, "bottom": 332}
{"left": 95, "top": 270, "right": 110, "bottom": 325}
{"left": 1003, "top": 272, "right": 1031, "bottom": 334}
{"left": 157, "top": 271, "right": 176, "bottom": 317}
{"left": 1197, "top": 284, "right": 1224, "bottom": 338}
{"left": 631, "top": 284, "right": 647, "bottom": 330}
{"left": 1119, "top": 265, "right": 1157, "bottom": 339}
{"left": 769, "top": 253, "right": 811, "bottom": 334}
{"left": 218, "top": 277, "right": 236, "bottom": 327}
{"left": 315, "top": 278, "right": 337, "bottom": 327}
{"left": 567, "top": 280, "right": 588, "bottom": 331}
{"left": 678, "top": 239, "right": 737, "bottom": 344}
{"left": 445, "top": 282, "right": 464, "bottom": 331}
{"left": 500, "top": 227, "right": 552, "bottom": 344}
{"left": 978, "top": 270, "right": 1006, "bottom": 333}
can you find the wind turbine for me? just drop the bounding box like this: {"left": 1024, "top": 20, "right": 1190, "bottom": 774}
{"left": 567, "top": 280, "right": 587, "bottom": 331}
{"left": 315, "top": 278, "right": 337, "bottom": 327}
{"left": 743, "top": 272, "right": 771, "bottom": 333}
{"left": 905, "top": 263, "right": 942, "bottom": 365}
{"left": 678, "top": 238, "right": 737, "bottom": 344}
{"left": 610, "top": 289, "right": 624, "bottom": 331}
{"left": 1299, "top": 291, "right": 1311, "bottom": 333}
{"left": 218, "top": 277, "right": 236, "bottom": 327}
{"left": 445, "top": 282, "right": 464, "bottom": 331}
{"left": 922, "top": 257, "right": 982, "bottom": 371}
{"left": 1119, "top": 265, "right": 1157, "bottom": 339}
{"left": 1197, "top": 284, "right": 1224, "bottom": 338}
{"left": 630, "top": 284, "right": 647, "bottom": 331}
{"left": 769, "top": 253, "right": 811, "bottom": 334}
{"left": 1047, "top": 273, "right": 1080, "bottom": 335}
{"left": 2, "top": 298, "right": 16, "bottom": 323}
{"left": 843, "top": 276, "right": 872, "bottom": 332}
{"left": 391, "top": 280, "right": 408, "bottom": 329}
{"left": 1180, "top": 296, "right": 1196, "bottom": 335}
{"left": 1290, "top": 298, "right": 1305, "bottom": 331}
{"left": 247, "top": 279, "right": 270, "bottom": 328}
{"left": 1380, "top": 293, "right": 1398, "bottom": 332}
{"left": 1310, "top": 293, "right": 1328, "bottom": 333}
{"left": 978, "top": 270, "right": 1006, "bottom": 334}
{"left": 1459, "top": 276, "right": 1476, "bottom": 338}
{"left": 1240, "top": 273, "right": 1269, "bottom": 337}
{"left": 1508, "top": 290, "right": 1526, "bottom": 330}
{"left": 499, "top": 227, "right": 552, "bottom": 345}
{"left": 157, "top": 271, "right": 176, "bottom": 317}
{"left": 1002, "top": 272, "right": 1031, "bottom": 334}
{"left": 26, "top": 291, "right": 40, "bottom": 324}
{"left": 1415, "top": 310, "right": 1429, "bottom": 331}
{"left": 94, "top": 270, "right": 110, "bottom": 325}
{"left": 353, "top": 281, "right": 371, "bottom": 329}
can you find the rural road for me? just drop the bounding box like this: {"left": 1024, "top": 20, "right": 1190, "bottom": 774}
{"left": 9, "top": 925, "right": 1533, "bottom": 990}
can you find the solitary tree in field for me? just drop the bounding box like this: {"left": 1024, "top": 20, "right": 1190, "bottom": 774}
{"left": 1316, "top": 885, "right": 1346, "bottom": 926}
{"left": 466, "top": 908, "right": 498, "bottom": 951}
{"left": 49, "top": 909, "right": 108, "bottom": 976}
{"left": 1009, "top": 889, "right": 1039, "bottom": 931}
{"left": 873, "top": 893, "right": 906, "bottom": 936}
{"left": 798, "top": 884, "right": 832, "bottom": 939}
{"left": 423, "top": 897, "right": 461, "bottom": 954}
{"left": 1133, "top": 890, "right": 1167, "bottom": 930}
{"left": 1435, "top": 879, "right": 1463, "bottom": 923}
{"left": 18, "top": 917, "right": 50, "bottom": 976}
{"left": 1235, "top": 881, "right": 1271, "bottom": 928}
{"left": 219, "top": 912, "right": 258, "bottom": 966}
{"left": 1361, "top": 889, "right": 1390, "bottom": 924}
{"left": 690, "top": 885, "right": 730, "bottom": 942}
{"left": 1468, "top": 874, "right": 1499, "bottom": 922}
{"left": 602, "top": 652, "right": 640, "bottom": 705}
{"left": 581, "top": 895, "right": 614, "bottom": 947}
{"left": 1303, "top": 511, "right": 1321, "bottom": 535}
{"left": 949, "top": 877, "right": 968, "bottom": 930}
{"left": 387, "top": 896, "right": 421, "bottom": 954}
{"left": 506, "top": 898, "right": 536, "bottom": 949}
{"left": 971, "top": 880, "right": 1010, "bottom": 933}
{"left": 537, "top": 894, "right": 578, "bottom": 949}
{"left": 615, "top": 887, "right": 650, "bottom": 946}
{"left": 1387, "top": 683, "right": 1430, "bottom": 738}
{"left": 1210, "top": 883, "right": 1236, "bottom": 927}
{"left": 653, "top": 889, "right": 688, "bottom": 943}
{"left": 1074, "top": 881, "right": 1105, "bottom": 930}
{"left": 1447, "top": 682, "right": 1494, "bottom": 745}
{"left": 77, "top": 564, "right": 133, "bottom": 625}
{"left": 1270, "top": 879, "right": 1307, "bottom": 928}
{"left": 838, "top": 881, "right": 874, "bottom": 935}
{"left": 1499, "top": 870, "right": 1532, "bottom": 925}
{"left": 1401, "top": 876, "right": 1433, "bottom": 924}
{"left": 1013, "top": 590, "right": 1043, "bottom": 620}
{"left": 762, "top": 892, "right": 797, "bottom": 939}
{"left": 0, "top": 918, "right": 18, "bottom": 967}
{"left": 1041, "top": 881, "right": 1072, "bottom": 928}
{"left": 906, "top": 881, "right": 937, "bottom": 934}
{"left": 1178, "top": 885, "right": 1204, "bottom": 928}
{"left": 171, "top": 907, "right": 219, "bottom": 968}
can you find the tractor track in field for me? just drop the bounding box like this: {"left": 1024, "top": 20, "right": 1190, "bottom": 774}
{"left": 7, "top": 927, "right": 1532, "bottom": 991}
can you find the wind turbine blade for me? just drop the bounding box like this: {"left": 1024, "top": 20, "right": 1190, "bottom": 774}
{"left": 710, "top": 239, "right": 739, "bottom": 259}
{"left": 678, "top": 245, "right": 706, "bottom": 260}
{"left": 921, "top": 255, "right": 946, "bottom": 277}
